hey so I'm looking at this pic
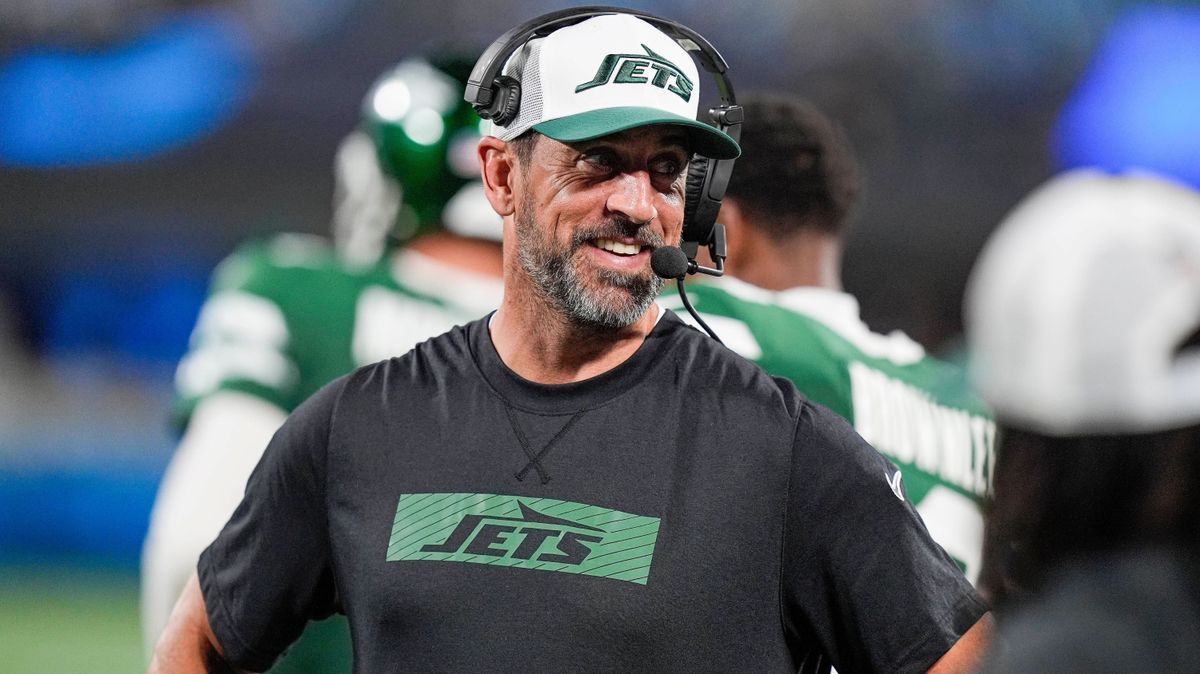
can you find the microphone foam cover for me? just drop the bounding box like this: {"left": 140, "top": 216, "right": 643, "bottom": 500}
{"left": 651, "top": 246, "right": 690, "bottom": 279}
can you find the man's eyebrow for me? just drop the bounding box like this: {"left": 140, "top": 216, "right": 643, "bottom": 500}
{"left": 658, "top": 133, "right": 690, "bottom": 153}
{"left": 663, "top": 133, "right": 689, "bottom": 148}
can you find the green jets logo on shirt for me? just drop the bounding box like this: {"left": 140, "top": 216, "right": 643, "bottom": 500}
{"left": 575, "top": 44, "right": 693, "bottom": 102}
{"left": 386, "top": 493, "right": 661, "bottom": 585}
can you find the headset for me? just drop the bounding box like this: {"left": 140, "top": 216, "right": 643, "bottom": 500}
{"left": 465, "top": 5, "right": 743, "bottom": 274}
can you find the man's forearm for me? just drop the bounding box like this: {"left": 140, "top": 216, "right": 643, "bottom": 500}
{"left": 149, "top": 572, "right": 248, "bottom": 674}
{"left": 927, "top": 613, "right": 994, "bottom": 674}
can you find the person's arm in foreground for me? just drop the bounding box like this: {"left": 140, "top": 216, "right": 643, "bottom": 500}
{"left": 149, "top": 572, "right": 248, "bottom": 674}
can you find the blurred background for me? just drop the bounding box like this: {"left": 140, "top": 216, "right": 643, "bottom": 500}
{"left": 1, "top": 0, "right": 1198, "bottom": 670}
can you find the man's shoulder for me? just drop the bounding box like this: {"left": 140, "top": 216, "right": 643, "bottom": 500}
{"left": 683, "top": 282, "right": 911, "bottom": 359}
{"left": 660, "top": 288, "right": 834, "bottom": 399}
{"left": 343, "top": 317, "right": 481, "bottom": 390}
{"left": 658, "top": 309, "right": 809, "bottom": 418}
{"left": 665, "top": 282, "right": 869, "bottom": 379}
{"left": 678, "top": 283, "right": 988, "bottom": 412}
{"left": 210, "top": 234, "right": 371, "bottom": 303}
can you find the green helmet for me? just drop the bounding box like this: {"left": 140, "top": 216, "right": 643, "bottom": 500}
{"left": 334, "top": 55, "right": 500, "bottom": 266}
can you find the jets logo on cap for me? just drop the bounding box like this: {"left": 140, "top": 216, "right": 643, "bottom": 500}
{"left": 575, "top": 44, "right": 694, "bottom": 102}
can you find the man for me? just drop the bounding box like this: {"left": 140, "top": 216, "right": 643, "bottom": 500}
{"left": 153, "top": 12, "right": 989, "bottom": 672}
{"left": 140, "top": 56, "right": 503, "bottom": 670}
{"left": 661, "top": 94, "right": 995, "bottom": 585}
{"left": 965, "top": 170, "right": 1200, "bottom": 672}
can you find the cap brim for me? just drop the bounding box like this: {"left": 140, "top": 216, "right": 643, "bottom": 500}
{"left": 533, "top": 107, "right": 740, "bottom": 159}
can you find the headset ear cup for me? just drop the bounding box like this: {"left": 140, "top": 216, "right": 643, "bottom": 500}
{"left": 682, "top": 156, "right": 712, "bottom": 245}
{"left": 490, "top": 75, "right": 522, "bottom": 126}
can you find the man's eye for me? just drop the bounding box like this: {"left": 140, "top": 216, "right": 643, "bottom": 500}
{"left": 652, "top": 158, "right": 684, "bottom": 179}
{"left": 582, "top": 151, "right": 618, "bottom": 171}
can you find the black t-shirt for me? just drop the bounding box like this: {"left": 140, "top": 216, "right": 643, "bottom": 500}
{"left": 199, "top": 311, "right": 986, "bottom": 673}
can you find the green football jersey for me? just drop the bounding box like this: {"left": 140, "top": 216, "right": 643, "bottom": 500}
{"left": 661, "top": 278, "right": 994, "bottom": 583}
{"left": 175, "top": 233, "right": 504, "bottom": 421}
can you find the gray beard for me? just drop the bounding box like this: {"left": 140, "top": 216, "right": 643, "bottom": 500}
{"left": 515, "top": 203, "right": 665, "bottom": 330}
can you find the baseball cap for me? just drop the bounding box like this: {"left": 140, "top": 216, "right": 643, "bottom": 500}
{"left": 491, "top": 14, "right": 740, "bottom": 160}
{"left": 965, "top": 169, "right": 1200, "bottom": 436}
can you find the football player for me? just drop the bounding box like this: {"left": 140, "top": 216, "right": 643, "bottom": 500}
{"left": 141, "top": 55, "right": 503, "bottom": 671}
{"left": 661, "top": 93, "right": 995, "bottom": 585}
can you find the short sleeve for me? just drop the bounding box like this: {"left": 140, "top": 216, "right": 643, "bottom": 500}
{"left": 781, "top": 401, "right": 988, "bottom": 674}
{"left": 197, "top": 376, "right": 346, "bottom": 672}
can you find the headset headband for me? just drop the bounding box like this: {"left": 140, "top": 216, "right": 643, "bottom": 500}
{"left": 466, "top": 7, "right": 734, "bottom": 112}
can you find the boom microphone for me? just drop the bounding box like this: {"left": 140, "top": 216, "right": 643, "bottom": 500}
{"left": 651, "top": 246, "right": 723, "bottom": 344}
{"left": 651, "top": 246, "right": 691, "bottom": 279}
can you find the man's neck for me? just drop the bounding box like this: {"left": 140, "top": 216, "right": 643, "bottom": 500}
{"left": 406, "top": 231, "right": 504, "bottom": 279}
{"left": 489, "top": 283, "right": 659, "bottom": 385}
{"left": 727, "top": 229, "right": 842, "bottom": 292}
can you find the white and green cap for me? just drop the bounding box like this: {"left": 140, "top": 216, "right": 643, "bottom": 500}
{"left": 492, "top": 14, "right": 740, "bottom": 159}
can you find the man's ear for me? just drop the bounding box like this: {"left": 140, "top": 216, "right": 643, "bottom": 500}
{"left": 479, "top": 136, "right": 516, "bottom": 217}
{"left": 717, "top": 198, "right": 746, "bottom": 258}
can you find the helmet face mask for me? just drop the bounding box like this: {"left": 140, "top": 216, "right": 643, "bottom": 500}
{"left": 332, "top": 129, "right": 402, "bottom": 267}
{"left": 336, "top": 55, "right": 500, "bottom": 266}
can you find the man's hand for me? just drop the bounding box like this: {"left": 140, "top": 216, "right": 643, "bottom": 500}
{"left": 149, "top": 572, "right": 249, "bottom": 674}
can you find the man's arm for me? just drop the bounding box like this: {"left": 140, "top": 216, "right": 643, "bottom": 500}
{"left": 141, "top": 392, "right": 288, "bottom": 656}
{"left": 782, "top": 402, "right": 992, "bottom": 672}
{"left": 149, "top": 572, "right": 249, "bottom": 674}
{"left": 155, "top": 376, "right": 345, "bottom": 671}
{"left": 927, "top": 614, "right": 993, "bottom": 673}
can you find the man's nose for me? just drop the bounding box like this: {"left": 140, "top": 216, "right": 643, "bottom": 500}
{"left": 605, "top": 171, "right": 658, "bottom": 225}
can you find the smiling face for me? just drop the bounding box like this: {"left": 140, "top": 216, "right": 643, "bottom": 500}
{"left": 510, "top": 125, "right": 690, "bottom": 329}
